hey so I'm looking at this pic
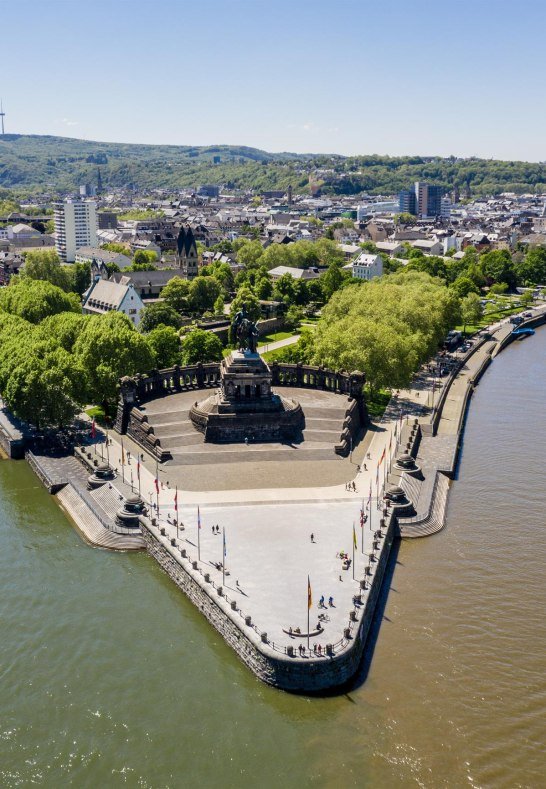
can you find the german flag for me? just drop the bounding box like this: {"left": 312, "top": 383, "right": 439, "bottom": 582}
{"left": 307, "top": 575, "right": 312, "bottom": 609}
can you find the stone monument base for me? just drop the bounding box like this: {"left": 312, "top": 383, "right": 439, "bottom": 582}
{"left": 189, "top": 350, "right": 304, "bottom": 443}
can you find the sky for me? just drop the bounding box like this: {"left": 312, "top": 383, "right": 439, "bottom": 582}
{"left": 2, "top": 0, "right": 546, "bottom": 161}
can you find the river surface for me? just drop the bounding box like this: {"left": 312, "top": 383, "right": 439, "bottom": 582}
{"left": 1, "top": 329, "right": 545, "bottom": 788}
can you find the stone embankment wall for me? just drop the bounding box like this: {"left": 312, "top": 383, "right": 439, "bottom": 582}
{"left": 141, "top": 514, "right": 395, "bottom": 692}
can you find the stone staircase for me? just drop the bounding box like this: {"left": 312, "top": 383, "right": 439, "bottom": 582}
{"left": 397, "top": 472, "right": 450, "bottom": 538}
{"left": 56, "top": 484, "right": 145, "bottom": 550}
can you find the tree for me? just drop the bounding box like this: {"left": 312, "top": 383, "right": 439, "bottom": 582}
{"left": 460, "top": 292, "right": 483, "bottom": 335}
{"left": 480, "top": 250, "right": 516, "bottom": 288}
{"left": 188, "top": 276, "right": 222, "bottom": 313}
{"left": 320, "top": 260, "right": 347, "bottom": 301}
{"left": 284, "top": 305, "right": 305, "bottom": 330}
{"left": 140, "top": 303, "right": 182, "bottom": 333}
{"left": 20, "top": 249, "right": 74, "bottom": 292}
{"left": 37, "top": 312, "right": 88, "bottom": 351}
{"left": 450, "top": 276, "right": 479, "bottom": 298}
{"left": 235, "top": 239, "right": 264, "bottom": 268}
{"left": 230, "top": 286, "right": 261, "bottom": 323}
{"left": 74, "top": 312, "right": 155, "bottom": 409}
{"left": 0, "top": 278, "right": 80, "bottom": 323}
{"left": 213, "top": 294, "right": 225, "bottom": 315}
{"left": 273, "top": 273, "right": 297, "bottom": 304}
{"left": 161, "top": 277, "right": 191, "bottom": 312}
{"left": 180, "top": 328, "right": 223, "bottom": 365}
{"left": 146, "top": 325, "right": 181, "bottom": 368}
{"left": 515, "top": 247, "right": 546, "bottom": 286}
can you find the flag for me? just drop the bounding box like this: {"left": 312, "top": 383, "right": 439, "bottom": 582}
{"left": 174, "top": 488, "right": 178, "bottom": 512}
{"left": 137, "top": 459, "right": 140, "bottom": 480}
{"left": 223, "top": 529, "right": 226, "bottom": 558}
{"left": 198, "top": 505, "right": 201, "bottom": 529}
{"left": 367, "top": 481, "right": 372, "bottom": 511}
{"left": 121, "top": 440, "right": 126, "bottom": 466}
{"left": 353, "top": 523, "right": 358, "bottom": 549}
{"left": 378, "top": 447, "right": 386, "bottom": 466}
{"left": 388, "top": 434, "right": 392, "bottom": 454}
{"left": 91, "top": 418, "right": 96, "bottom": 439}
{"left": 307, "top": 576, "right": 312, "bottom": 609}
{"left": 360, "top": 502, "right": 365, "bottom": 528}
{"left": 154, "top": 476, "right": 159, "bottom": 495}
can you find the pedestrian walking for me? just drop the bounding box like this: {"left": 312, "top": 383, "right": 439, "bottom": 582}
{"left": 310, "top": 533, "right": 314, "bottom": 543}
{"left": 363, "top": 463, "right": 367, "bottom": 471}
{"left": 329, "top": 596, "right": 334, "bottom": 607}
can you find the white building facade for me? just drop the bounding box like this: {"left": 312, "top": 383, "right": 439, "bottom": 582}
{"left": 54, "top": 198, "right": 98, "bottom": 262}
{"left": 347, "top": 252, "right": 383, "bottom": 281}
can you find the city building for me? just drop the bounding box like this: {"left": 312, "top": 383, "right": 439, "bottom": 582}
{"left": 399, "top": 182, "right": 444, "bottom": 218}
{"left": 74, "top": 246, "right": 132, "bottom": 269}
{"left": 176, "top": 226, "right": 199, "bottom": 279}
{"left": 54, "top": 198, "right": 98, "bottom": 262}
{"left": 82, "top": 278, "right": 144, "bottom": 326}
{"left": 344, "top": 252, "right": 383, "bottom": 281}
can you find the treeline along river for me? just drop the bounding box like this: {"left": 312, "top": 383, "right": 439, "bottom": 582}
{"left": 1, "top": 328, "right": 545, "bottom": 788}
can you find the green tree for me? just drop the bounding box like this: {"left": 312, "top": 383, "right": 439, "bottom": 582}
{"left": 284, "top": 305, "right": 305, "bottom": 330}
{"left": 235, "top": 238, "right": 264, "bottom": 268}
{"left": 213, "top": 294, "right": 225, "bottom": 315}
{"left": 273, "top": 273, "right": 297, "bottom": 304}
{"left": 230, "top": 286, "right": 261, "bottom": 323}
{"left": 188, "top": 276, "right": 222, "bottom": 313}
{"left": 146, "top": 325, "right": 181, "bottom": 368}
{"left": 460, "top": 292, "right": 483, "bottom": 335}
{"left": 515, "top": 247, "right": 546, "bottom": 286}
{"left": 480, "top": 250, "right": 516, "bottom": 288}
{"left": 320, "top": 260, "right": 347, "bottom": 301}
{"left": 450, "top": 276, "right": 479, "bottom": 298}
{"left": 180, "top": 328, "right": 223, "bottom": 365}
{"left": 74, "top": 312, "right": 155, "bottom": 409}
{"left": 0, "top": 278, "right": 80, "bottom": 323}
{"left": 20, "top": 249, "right": 73, "bottom": 292}
{"left": 161, "top": 277, "right": 191, "bottom": 312}
{"left": 140, "top": 303, "right": 182, "bottom": 333}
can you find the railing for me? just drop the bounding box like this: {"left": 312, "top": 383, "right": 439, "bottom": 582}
{"left": 25, "top": 451, "right": 67, "bottom": 491}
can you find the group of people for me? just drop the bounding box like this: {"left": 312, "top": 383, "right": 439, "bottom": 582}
{"left": 345, "top": 481, "right": 357, "bottom": 491}
{"left": 295, "top": 643, "right": 326, "bottom": 657}
{"left": 318, "top": 595, "right": 334, "bottom": 608}
{"left": 211, "top": 525, "right": 221, "bottom": 534}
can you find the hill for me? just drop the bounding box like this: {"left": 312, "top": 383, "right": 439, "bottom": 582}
{"left": 1, "top": 134, "right": 546, "bottom": 197}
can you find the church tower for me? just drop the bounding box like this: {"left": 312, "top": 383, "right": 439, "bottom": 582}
{"left": 176, "top": 225, "right": 199, "bottom": 280}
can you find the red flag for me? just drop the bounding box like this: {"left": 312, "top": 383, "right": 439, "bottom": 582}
{"left": 91, "top": 418, "right": 96, "bottom": 439}
{"left": 378, "top": 447, "right": 386, "bottom": 466}
{"left": 155, "top": 476, "right": 159, "bottom": 495}
{"left": 360, "top": 503, "right": 365, "bottom": 528}
{"left": 137, "top": 459, "right": 140, "bottom": 479}
{"left": 174, "top": 488, "right": 178, "bottom": 512}
{"left": 367, "top": 481, "right": 372, "bottom": 511}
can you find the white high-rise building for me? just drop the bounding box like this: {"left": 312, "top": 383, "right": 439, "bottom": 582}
{"left": 54, "top": 197, "right": 98, "bottom": 262}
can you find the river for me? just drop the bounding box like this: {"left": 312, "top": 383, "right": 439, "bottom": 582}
{"left": 1, "top": 328, "right": 545, "bottom": 788}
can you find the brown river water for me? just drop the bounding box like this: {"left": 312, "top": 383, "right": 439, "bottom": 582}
{"left": 1, "top": 327, "right": 545, "bottom": 788}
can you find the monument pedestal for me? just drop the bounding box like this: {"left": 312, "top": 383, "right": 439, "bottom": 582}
{"left": 190, "top": 351, "right": 304, "bottom": 442}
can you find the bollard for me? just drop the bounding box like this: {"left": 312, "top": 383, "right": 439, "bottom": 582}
{"left": 230, "top": 599, "right": 237, "bottom": 611}
{"left": 160, "top": 527, "right": 166, "bottom": 536}
{"left": 170, "top": 538, "right": 176, "bottom": 546}
{"left": 344, "top": 627, "right": 352, "bottom": 639}
{"left": 181, "top": 548, "right": 187, "bottom": 558}
{"left": 287, "top": 645, "right": 295, "bottom": 657}
{"left": 217, "top": 586, "right": 223, "bottom": 596}
{"left": 204, "top": 573, "right": 210, "bottom": 583}
{"left": 360, "top": 579, "right": 367, "bottom": 589}
{"left": 192, "top": 560, "right": 198, "bottom": 569}
{"left": 350, "top": 610, "right": 357, "bottom": 622}
{"left": 261, "top": 632, "right": 268, "bottom": 643}
{"left": 245, "top": 615, "right": 252, "bottom": 626}
{"left": 326, "top": 644, "right": 334, "bottom": 656}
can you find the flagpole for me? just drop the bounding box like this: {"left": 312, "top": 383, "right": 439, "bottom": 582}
{"left": 361, "top": 500, "right": 365, "bottom": 554}
{"left": 222, "top": 527, "right": 225, "bottom": 587}
{"left": 352, "top": 523, "right": 356, "bottom": 581}
{"left": 137, "top": 461, "right": 141, "bottom": 497}
{"left": 307, "top": 576, "right": 310, "bottom": 652}
{"left": 130, "top": 469, "right": 134, "bottom": 492}
{"left": 197, "top": 506, "right": 201, "bottom": 561}
{"left": 155, "top": 456, "right": 160, "bottom": 516}
{"left": 121, "top": 438, "right": 125, "bottom": 482}
{"left": 106, "top": 426, "right": 110, "bottom": 466}
{"left": 175, "top": 487, "right": 179, "bottom": 540}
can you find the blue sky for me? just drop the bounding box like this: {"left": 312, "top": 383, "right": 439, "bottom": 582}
{"left": 3, "top": 0, "right": 546, "bottom": 160}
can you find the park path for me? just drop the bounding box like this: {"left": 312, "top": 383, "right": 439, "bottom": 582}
{"left": 257, "top": 334, "right": 300, "bottom": 354}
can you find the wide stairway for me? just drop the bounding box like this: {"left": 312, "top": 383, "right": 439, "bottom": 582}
{"left": 141, "top": 389, "right": 350, "bottom": 466}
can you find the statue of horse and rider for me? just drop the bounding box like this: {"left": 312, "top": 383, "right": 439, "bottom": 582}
{"left": 232, "top": 304, "right": 259, "bottom": 353}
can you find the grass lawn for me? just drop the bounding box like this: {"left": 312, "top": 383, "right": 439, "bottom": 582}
{"left": 258, "top": 331, "right": 295, "bottom": 344}
{"left": 366, "top": 388, "right": 391, "bottom": 420}
{"left": 454, "top": 300, "right": 527, "bottom": 335}
{"left": 85, "top": 405, "right": 108, "bottom": 424}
